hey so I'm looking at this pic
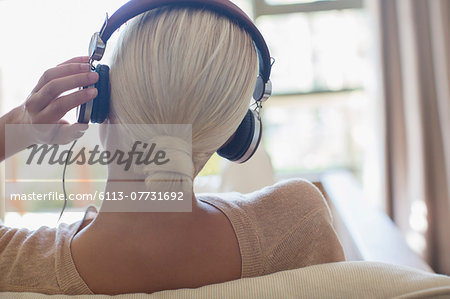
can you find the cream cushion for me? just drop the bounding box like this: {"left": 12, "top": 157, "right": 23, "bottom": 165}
{"left": 2, "top": 261, "right": 450, "bottom": 298}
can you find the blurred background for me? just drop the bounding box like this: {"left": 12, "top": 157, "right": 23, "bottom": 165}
{"left": 0, "top": 0, "right": 448, "bottom": 275}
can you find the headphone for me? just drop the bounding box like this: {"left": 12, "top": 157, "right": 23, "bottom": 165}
{"left": 77, "top": 0, "right": 272, "bottom": 164}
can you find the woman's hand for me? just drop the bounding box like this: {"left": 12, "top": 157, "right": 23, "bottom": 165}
{"left": 21, "top": 56, "right": 98, "bottom": 126}
{"left": 0, "top": 56, "right": 99, "bottom": 161}
{"left": 20, "top": 56, "right": 99, "bottom": 144}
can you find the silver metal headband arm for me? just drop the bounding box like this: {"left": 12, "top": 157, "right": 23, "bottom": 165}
{"left": 88, "top": 13, "right": 109, "bottom": 62}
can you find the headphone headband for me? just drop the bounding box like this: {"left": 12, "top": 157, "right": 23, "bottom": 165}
{"left": 80, "top": 0, "right": 272, "bottom": 163}
{"left": 89, "top": 0, "right": 272, "bottom": 84}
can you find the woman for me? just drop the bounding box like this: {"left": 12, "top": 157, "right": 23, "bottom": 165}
{"left": 0, "top": 5, "right": 344, "bottom": 295}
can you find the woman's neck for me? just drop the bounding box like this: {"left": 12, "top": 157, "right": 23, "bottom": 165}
{"left": 90, "top": 178, "right": 202, "bottom": 229}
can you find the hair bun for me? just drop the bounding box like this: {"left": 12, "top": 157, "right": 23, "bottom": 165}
{"left": 143, "top": 135, "right": 193, "bottom": 179}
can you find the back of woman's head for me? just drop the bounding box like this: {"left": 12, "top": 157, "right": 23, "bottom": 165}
{"left": 108, "top": 6, "right": 258, "bottom": 187}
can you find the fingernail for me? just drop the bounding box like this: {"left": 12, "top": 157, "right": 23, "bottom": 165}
{"left": 87, "top": 88, "right": 98, "bottom": 97}
{"left": 80, "top": 64, "right": 90, "bottom": 71}
{"left": 88, "top": 72, "right": 98, "bottom": 82}
{"left": 88, "top": 72, "right": 98, "bottom": 80}
{"left": 77, "top": 123, "right": 89, "bottom": 131}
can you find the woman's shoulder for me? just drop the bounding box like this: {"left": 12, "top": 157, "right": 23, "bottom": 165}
{"left": 200, "top": 179, "right": 344, "bottom": 276}
{"left": 245, "top": 178, "right": 332, "bottom": 218}
{"left": 251, "top": 178, "right": 331, "bottom": 221}
{"left": 0, "top": 207, "right": 96, "bottom": 293}
{"left": 199, "top": 178, "right": 332, "bottom": 224}
{"left": 246, "top": 179, "right": 344, "bottom": 274}
{"left": 251, "top": 178, "right": 324, "bottom": 199}
{"left": 0, "top": 221, "right": 82, "bottom": 293}
{"left": 0, "top": 222, "right": 71, "bottom": 251}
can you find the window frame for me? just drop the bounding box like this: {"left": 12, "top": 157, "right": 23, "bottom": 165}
{"left": 252, "top": 0, "right": 363, "bottom": 18}
{"left": 251, "top": 0, "right": 365, "bottom": 96}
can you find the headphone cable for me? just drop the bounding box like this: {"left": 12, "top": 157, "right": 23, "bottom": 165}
{"left": 57, "top": 139, "right": 78, "bottom": 224}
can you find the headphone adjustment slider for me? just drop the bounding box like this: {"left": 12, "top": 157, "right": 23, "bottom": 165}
{"left": 88, "top": 32, "right": 106, "bottom": 61}
{"left": 88, "top": 13, "right": 109, "bottom": 62}
{"left": 254, "top": 100, "right": 262, "bottom": 120}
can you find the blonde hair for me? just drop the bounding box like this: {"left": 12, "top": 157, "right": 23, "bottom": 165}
{"left": 108, "top": 6, "right": 258, "bottom": 189}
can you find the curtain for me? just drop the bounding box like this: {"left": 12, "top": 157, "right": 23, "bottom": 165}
{"left": 0, "top": 164, "right": 3, "bottom": 223}
{"left": 376, "top": 0, "right": 450, "bottom": 274}
{"left": 0, "top": 69, "right": 4, "bottom": 223}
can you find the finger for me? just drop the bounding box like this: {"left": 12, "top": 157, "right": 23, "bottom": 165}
{"left": 37, "top": 87, "right": 98, "bottom": 123}
{"left": 56, "top": 120, "right": 90, "bottom": 131}
{"left": 51, "top": 124, "right": 87, "bottom": 144}
{"left": 32, "top": 62, "right": 92, "bottom": 94}
{"left": 62, "top": 123, "right": 88, "bottom": 142}
{"left": 32, "top": 72, "right": 99, "bottom": 111}
{"left": 57, "top": 119, "right": 70, "bottom": 125}
{"left": 57, "top": 56, "right": 90, "bottom": 66}
{"left": 60, "top": 123, "right": 88, "bottom": 142}
{"left": 65, "top": 121, "right": 89, "bottom": 132}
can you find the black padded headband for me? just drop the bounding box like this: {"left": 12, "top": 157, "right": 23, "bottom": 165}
{"left": 91, "top": 0, "right": 272, "bottom": 83}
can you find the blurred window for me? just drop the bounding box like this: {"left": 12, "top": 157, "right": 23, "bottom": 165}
{"left": 250, "top": 0, "right": 372, "bottom": 179}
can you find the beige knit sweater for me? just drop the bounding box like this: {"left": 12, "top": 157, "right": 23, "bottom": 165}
{"left": 0, "top": 179, "right": 344, "bottom": 294}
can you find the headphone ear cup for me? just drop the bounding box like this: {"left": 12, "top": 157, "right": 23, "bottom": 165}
{"left": 90, "top": 64, "right": 110, "bottom": 123}
{"left": 217, "top": 109, "right": 262, "bottom": 163}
